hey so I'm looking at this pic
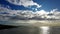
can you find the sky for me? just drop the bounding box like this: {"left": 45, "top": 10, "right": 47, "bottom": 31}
{"left": 0, "top": 0, "right": 60, "bottom": 21}
{"left": 0, "top": 0, "right": 60, "bottom": 11}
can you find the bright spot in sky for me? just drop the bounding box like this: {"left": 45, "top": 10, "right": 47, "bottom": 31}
{"left": 31, "top": 7, "right": 39, "bottom": 11}
{"left": 35, "top": 8, "right": 38, "bottom": 11}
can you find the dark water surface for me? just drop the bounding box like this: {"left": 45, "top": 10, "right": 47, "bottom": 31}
{"left": 0, "top": 26, "right": 60, "bottom": 34}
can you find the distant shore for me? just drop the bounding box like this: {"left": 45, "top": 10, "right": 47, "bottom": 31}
{"left": 0, "top": 20, "right": 60, "bottom": 27}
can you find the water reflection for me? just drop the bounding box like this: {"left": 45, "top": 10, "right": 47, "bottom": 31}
{"left": 40, "top": 26, "right": 50, "bottom": 34}
{"left": 0, "top": 25, "right": 60, "bottom": 34}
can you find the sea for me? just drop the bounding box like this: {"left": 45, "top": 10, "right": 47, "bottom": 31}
{"left": 0, "top": 20, "right": 60, "bottom": 34}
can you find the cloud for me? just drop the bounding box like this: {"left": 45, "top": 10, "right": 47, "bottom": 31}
{"left": 48, "top": 9, "right": 60, "bottom": 19}
{"left": 6, "top": 0, "right": 41, "bottom": 8}
{"left": 0, "top": 6, "right": 60, "bottom": 20}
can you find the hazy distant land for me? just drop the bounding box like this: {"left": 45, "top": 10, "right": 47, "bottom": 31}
{"left": 0, "top": 20, "right": 60, "bottom": 27}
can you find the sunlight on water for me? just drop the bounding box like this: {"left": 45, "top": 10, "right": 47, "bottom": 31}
{"left": 40, "top": 26, "right": 50, "bottom": 34}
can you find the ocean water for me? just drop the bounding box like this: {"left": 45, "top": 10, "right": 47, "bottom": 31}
{"left": 0, "top": 20, "right": 60, "bottom": 34}
{"left": 0, "top": 26, "right": 60, "bottom": 34}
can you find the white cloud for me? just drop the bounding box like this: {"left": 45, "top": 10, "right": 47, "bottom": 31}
{"left": 36, "top": 10, "right": 49, "bottom": 15}
{"left": 49, "top": 9, "right": 60, "bottom": 19}
{"left": 6, "top": 0, "right": 41, "bottom": 8}
{"left": 0, "top": 6, "right": 60, "bottom": 20}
